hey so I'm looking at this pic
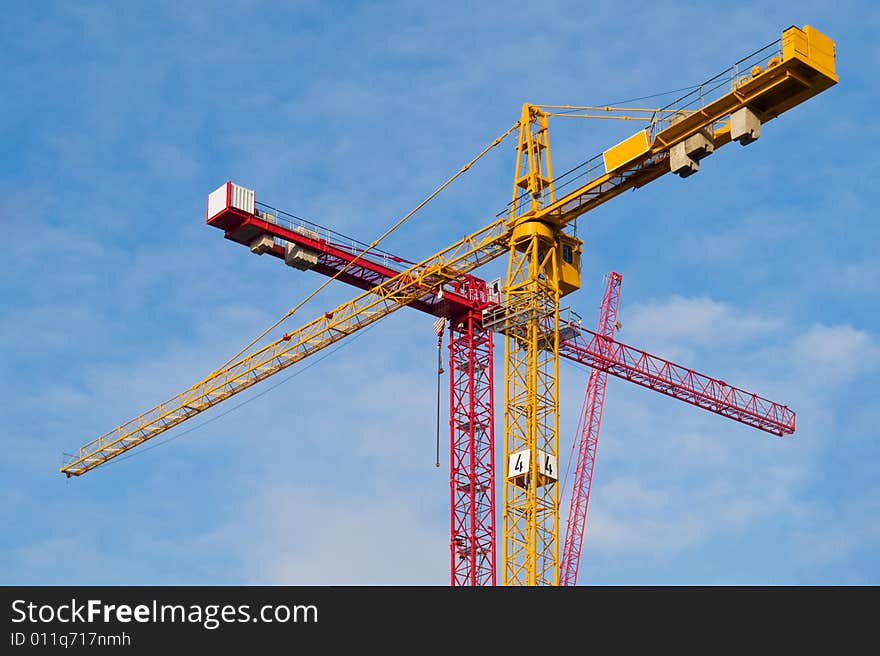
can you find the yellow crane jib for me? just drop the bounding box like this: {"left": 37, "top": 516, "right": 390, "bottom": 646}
{"left": 59, "top": 217, "right": 512, "bottom": 477}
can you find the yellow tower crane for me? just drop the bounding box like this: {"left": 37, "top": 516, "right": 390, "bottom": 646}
{"left": 60, "top": 25, "right": 837, "bottom": 586}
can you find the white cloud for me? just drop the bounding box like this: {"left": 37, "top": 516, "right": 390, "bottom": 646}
{"left": 578, "top": 459, "right": 807, "bottom": 561}
{"left": 792, "top": 324, "right": 880, "bottom": 385}
{"left": 236, "top": 485, "right": 447, "bottom": 585}
{"left": 620, "top": 295, "right": 781, "bottom": 362}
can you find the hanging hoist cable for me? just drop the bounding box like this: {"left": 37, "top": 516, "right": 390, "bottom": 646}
{"left": 432, "top": 316, "right": 447, "bottom": 468}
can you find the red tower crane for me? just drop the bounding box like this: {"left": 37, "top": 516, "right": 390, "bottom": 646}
{"left": 559, "top": 271, "right": 795, "bottom": 584}
{"left": 205, "top": 191, "right": 795, "bottom": 585}
{"left": 205, "top": 194, "right": 499, "bottom": 585}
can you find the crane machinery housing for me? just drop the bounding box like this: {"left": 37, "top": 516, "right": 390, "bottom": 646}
{"left": 59, "top": 24, "right": 837, "bottom": 586}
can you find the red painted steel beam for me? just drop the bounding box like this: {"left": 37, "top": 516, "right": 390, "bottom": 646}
{"left": 560, "top": 272, "right": 622, "bottom": 587}
{"left": 560, "top": 325, "right": 796, "bottom": 436}
{"left": 207, "top": 206, "right": 477, "bottom": 320}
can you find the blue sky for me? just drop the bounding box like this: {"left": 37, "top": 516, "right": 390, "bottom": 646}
{"left": 1, "top": 1, "right": 877, "bottom": 584}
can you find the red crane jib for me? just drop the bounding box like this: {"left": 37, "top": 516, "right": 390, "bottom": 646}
{"left": 207, "top": 203, "right": 795, "bottom": 437}
{"left": 207, "top": 206, "right": 482, "bottom": 319}
{"left": 560, "top": 330, "right": 795, "bottom": 436}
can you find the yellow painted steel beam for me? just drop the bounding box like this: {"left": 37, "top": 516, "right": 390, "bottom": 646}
{"left": 502, "top": 108, "right": 563, "bottom": 585}
{"left": 537, "top": 25, "right": 837, "bottom": 229}
{"left": 501, "top": 235, "right": 561, "bottom": 586}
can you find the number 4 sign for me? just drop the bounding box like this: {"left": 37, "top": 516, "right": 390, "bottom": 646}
{"left": 537, "top": 450, "right": 558, "bottom": 481}
{"left": 507, "top": 448, "right": 530, "bottom": 480}
{"left": 507, "top": 449, "right": 558, "bottom": 482}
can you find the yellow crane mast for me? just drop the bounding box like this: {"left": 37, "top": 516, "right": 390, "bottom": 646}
{"left": 60, "top": 25, "right": 837, "bottom": 586}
